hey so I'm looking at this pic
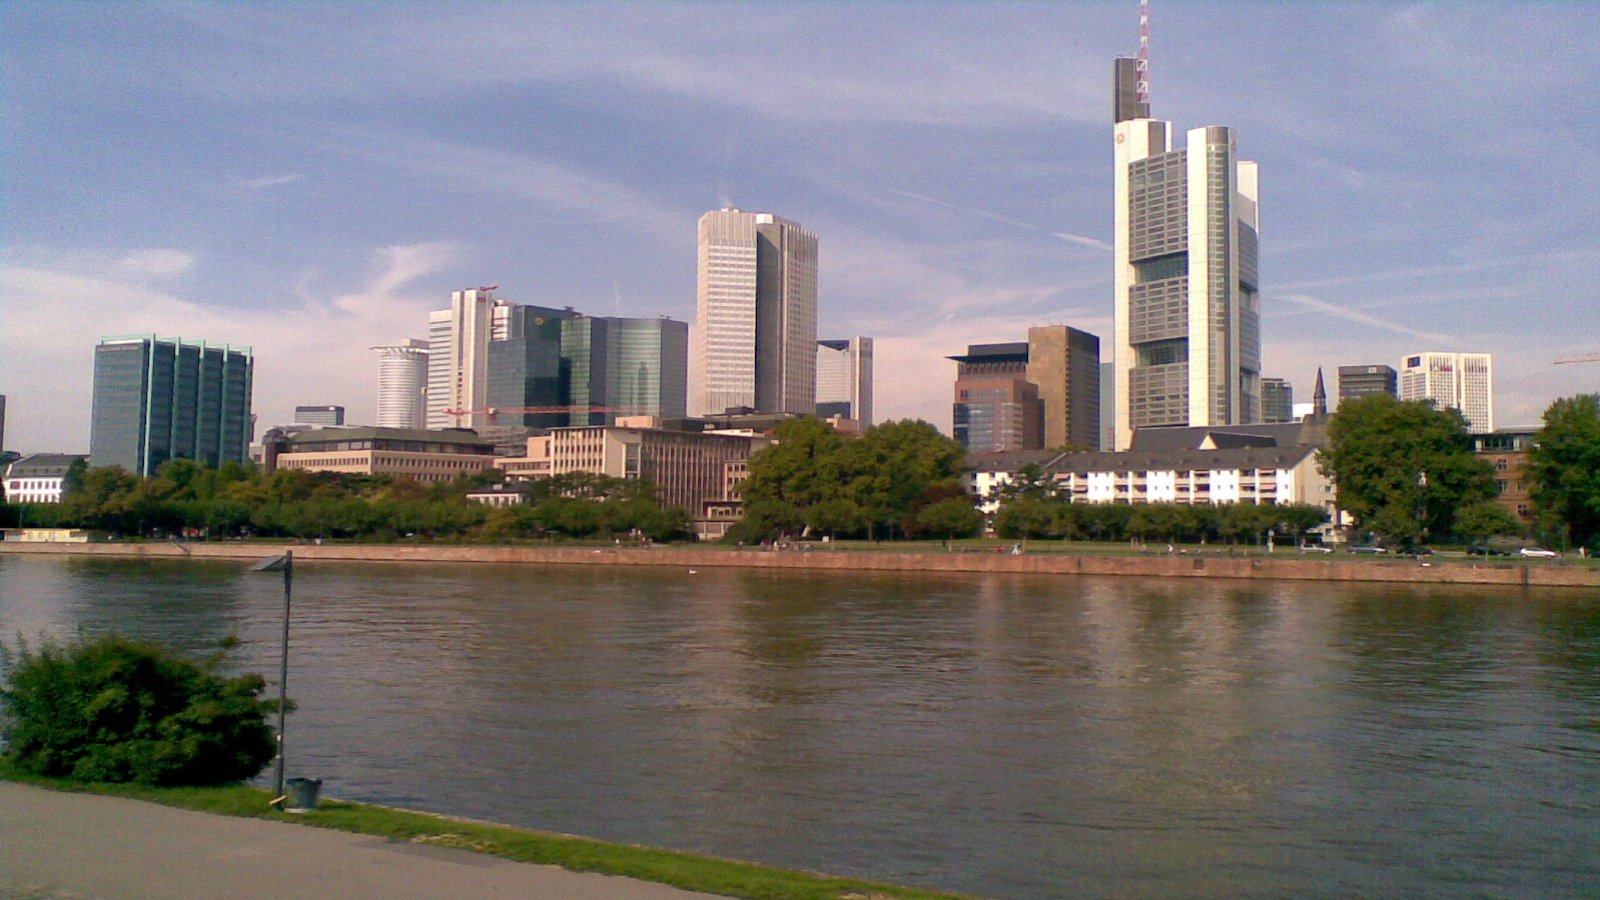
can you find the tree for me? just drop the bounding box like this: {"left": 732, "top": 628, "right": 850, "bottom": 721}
{"left": 915, "top": 497, "right": 983, "bottom": 541}
{"left": 1, "top": 635, "right": 276, "bottom": 786}
{"left": 1454, "top": 500, "right": 1523, "bottom": 555}
{"left": 1273, "top": 503, "right": 1331, "bottom": 546}
{"left": 739, "top": 417, "right": 848, "bottom": 511}
{"left": 994, "top": 497, "right": 1062, "bottom": 539}
{"left": 1320, "top": 395, "right": 1495, "bottom": 544}
{"left": 1526, "top": 394, "right": 1600, "bottom": 550}
{"left": 841, "top": 420, "right": 966, "bottom": 540}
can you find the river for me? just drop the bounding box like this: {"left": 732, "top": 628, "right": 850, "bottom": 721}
{"left": 2, "top": 554, "right": 1597, "bottom": 898}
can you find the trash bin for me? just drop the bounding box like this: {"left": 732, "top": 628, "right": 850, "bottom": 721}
{"left": 284, "top": 777, "right": 322, "bottom": 813}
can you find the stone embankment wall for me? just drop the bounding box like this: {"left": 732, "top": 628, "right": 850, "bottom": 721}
{"left": 2, "top": 540, "right": 1597, "bottom": 589}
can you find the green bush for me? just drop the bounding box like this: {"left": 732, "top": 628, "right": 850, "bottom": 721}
{"left": 1, "top": 634, "right": 277, "bottom": 786}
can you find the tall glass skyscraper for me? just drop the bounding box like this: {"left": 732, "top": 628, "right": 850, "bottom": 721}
{"left": 605, "top": 317, "right": 688, "bottom": 421}
{"left": 1112, "top": 62, "right": 1260, "bottom": 449}
{"left": 89, "top": 335, "right": 253, "bottom": 476}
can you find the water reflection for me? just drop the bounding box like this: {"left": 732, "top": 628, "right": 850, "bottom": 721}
{"left": 1, "top": 556, "right": 1597, "bottom": 898}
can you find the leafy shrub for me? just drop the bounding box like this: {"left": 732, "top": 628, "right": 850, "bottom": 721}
{"left": 1, "top": 634, "right": 276, "bottom": 786}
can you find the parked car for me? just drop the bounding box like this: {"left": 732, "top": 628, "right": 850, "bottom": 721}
{"left": 1518, "top": 546, "right": 1559, "bottom": 559}
{"left": 1349, "top": 544, "right": 1387, "bottom": 555}
{"left": 1299, "top": 543, "right": 1335, "bottom": 554}
{"left": 1468, "top": 542, "right": 1513, "bottom": 557}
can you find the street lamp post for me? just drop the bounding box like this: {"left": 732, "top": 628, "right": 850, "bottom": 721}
{"left": 249, "top": 551, "right": 293, "bottom": 807}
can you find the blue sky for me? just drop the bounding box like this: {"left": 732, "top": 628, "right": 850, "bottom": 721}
{"left": 3, "top": 1, "right": 1598, "bottom": 454}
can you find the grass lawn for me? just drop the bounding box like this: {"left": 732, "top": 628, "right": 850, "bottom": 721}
{"left": 0, "top": 765, "right": 965, "bottom": 900}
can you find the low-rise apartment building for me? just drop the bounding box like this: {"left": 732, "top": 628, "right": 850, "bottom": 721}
{"left": 1049, "top": 445, "right": 1330, "bottom": 511}
{"left": 3, "top": 453, "right": 87, "bottom": 503}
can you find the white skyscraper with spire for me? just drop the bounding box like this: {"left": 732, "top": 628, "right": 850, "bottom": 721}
{"left": 1111, "top": 1, "right": 1262, "bottom": 449}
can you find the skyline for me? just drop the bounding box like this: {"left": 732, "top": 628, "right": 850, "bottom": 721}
{"left": 3, "top": 2, "right": 1598, "bottom": 453}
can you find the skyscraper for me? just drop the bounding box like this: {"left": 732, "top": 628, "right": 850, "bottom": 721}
{"left": 692, "top": 208, "right": 818, "bottom": 416}
{"left": 1026, "top": 326, "right": 1101, "bottom": 450}
{"left": 950, "top": 343, "right": 1042, "bottom": 453}
{"left": 605, "top": 317, "right": 689, "bottom": 421}
{"left": 1260, "top": 377, "right": 1293, "bottom": 423}
{"left": 371, "top": 339, "right": 430, "bottom": 429}
{"left": 1338, "top": 364, "right": 1398, "bottom": 405}
{"left": 484, "top": 309, "right": 688, "bottom": 441}
{"left": 89, "top": 335, "right": 253, "bottom": 476}
{"left": 1112, "top": 62, "right": 1260, "bottom": 449}
{"left": 294, "top": 405, "right": 344, "bottom": 427}
{"left": 815, "top": 337, "right": 873, "bottom": 426}
{"left": 427, "top": 288, "right": 515, "bottom": 430}
{"left": 1400, "top": 352, "right": 1494, "bottom": 433}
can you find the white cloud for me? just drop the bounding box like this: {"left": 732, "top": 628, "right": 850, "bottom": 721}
{"left": 238, "top": 173, "right": 304, "bottom": 189}
{"left": 315, "top": 126, "right": 687, "bottom": 241}
{"left": 118, "top": 249, "right": 195, "bottom": 277}
{"left": 0, "top": 243, "right": 458, "bottom": 453}
{"left": 1276, "top": 293, "right": 1456, "bottom": 344}
{"left": 1051, "top": 233, "right": 1113, "bottom": 253}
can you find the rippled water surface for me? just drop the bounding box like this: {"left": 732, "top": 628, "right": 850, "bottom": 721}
{"left": 3, "top": 555, "right": 1598, "bottom": 898}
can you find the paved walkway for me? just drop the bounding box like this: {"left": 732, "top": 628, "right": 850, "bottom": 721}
{"left": 0, "top": 783, "right": 722, "bottom": 899}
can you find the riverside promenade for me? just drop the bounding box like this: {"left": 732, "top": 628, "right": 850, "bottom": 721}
{"left": 2, "top": 539, "right": 1597, "bottom": 588}
{"left": 0, "top": 782, "right": 719, "bottom": 900}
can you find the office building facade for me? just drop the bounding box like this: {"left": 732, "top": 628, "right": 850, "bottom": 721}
{"left": 951, "top": 343, "right": 1042, "bottom": 453}
{"left": 1112, "top": 64, "right": 1261, "bottom": 449}
{"left": 605, "top": 317, "right": 689, "bottom": 422}
{"left": 692, "top": 209, "right": 818, "bottom": 416}
{"left": 1261, "top": 378, "right": 1293, "bottom": 423}
{"left": 294, "top": 405, "right": 344, "bottom": 427}
{"left": 427, "top": 288, "right": 514, "bottom": 430}
{"left": 1027, "top": 325, "right": 1101, "bottom": 450}
{"left": 90, "top": 335, "right": 253, "bottom": 476}
{"left": 1338, "top": 364, "right": 1398, "bottom": 405}
{"left": 815, "top": 337, "right": 873, "bottom": 426}
{"left": 1400, "top": 352, "right": 1494, "bottom": 433}
{"left": 371, "top": 339, "right": 431, "bottom": 429}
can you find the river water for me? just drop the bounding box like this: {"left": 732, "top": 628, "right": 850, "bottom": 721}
{"left": 2, "top": 554, "right": 1597, "bottom": 898}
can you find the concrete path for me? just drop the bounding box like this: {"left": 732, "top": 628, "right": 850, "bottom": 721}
{"left": 0, "top": 782, "right": 723, "bottom": 899}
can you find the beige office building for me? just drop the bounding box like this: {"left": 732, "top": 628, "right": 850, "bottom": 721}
{"left": 497, "top": 418, "right": 769, "bottom": 537}
{"left": 692, "top": 209, "right": 818, "bottom": 417}
{"left": 1026, "top": 325, "right": 1101, "bottom": 450}
{"left": 271, "top": 427, "right": 497, "bottom": 483}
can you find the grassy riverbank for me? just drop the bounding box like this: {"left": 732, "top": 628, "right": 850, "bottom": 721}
{"left": 0, "top": 765, "right": 964, "bottom": 900}
{"left": 4, "top": 537, "right": 1597, "bottom": 589}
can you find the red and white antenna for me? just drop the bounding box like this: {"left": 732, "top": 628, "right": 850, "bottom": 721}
{"left": 1135, "top": 0, "right": 1151, "bottom": 107}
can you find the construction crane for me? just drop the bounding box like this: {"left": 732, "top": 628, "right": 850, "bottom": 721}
{"left": 1554, "top": 353, "right": 1600, "bottom": 365}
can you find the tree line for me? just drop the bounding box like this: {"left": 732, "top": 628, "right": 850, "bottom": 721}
{"left": 1321, "top": 392, "right": 1600, "bottom": 551}
{"left": 2, "top": 459, "right": 688, "bottom": 542}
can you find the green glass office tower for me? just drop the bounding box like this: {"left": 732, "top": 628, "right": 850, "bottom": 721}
{"left": 90, "top": 335, "right": 253, "bottom": 476}
{"left": 485, "top": 310, "right": 687, "bottom": 432}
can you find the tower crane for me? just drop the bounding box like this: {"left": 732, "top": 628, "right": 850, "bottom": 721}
{"left": 1554, "top": 353, "right": 1600, "bottom": 365}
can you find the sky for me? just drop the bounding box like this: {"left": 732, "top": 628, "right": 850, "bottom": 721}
{"left": 3, "top": 1, "right": 1598, "bottom": 455}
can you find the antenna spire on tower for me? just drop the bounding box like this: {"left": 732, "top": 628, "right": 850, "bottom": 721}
{"left": 1136, "top": 0, "right": 1150, "bottom": 108}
